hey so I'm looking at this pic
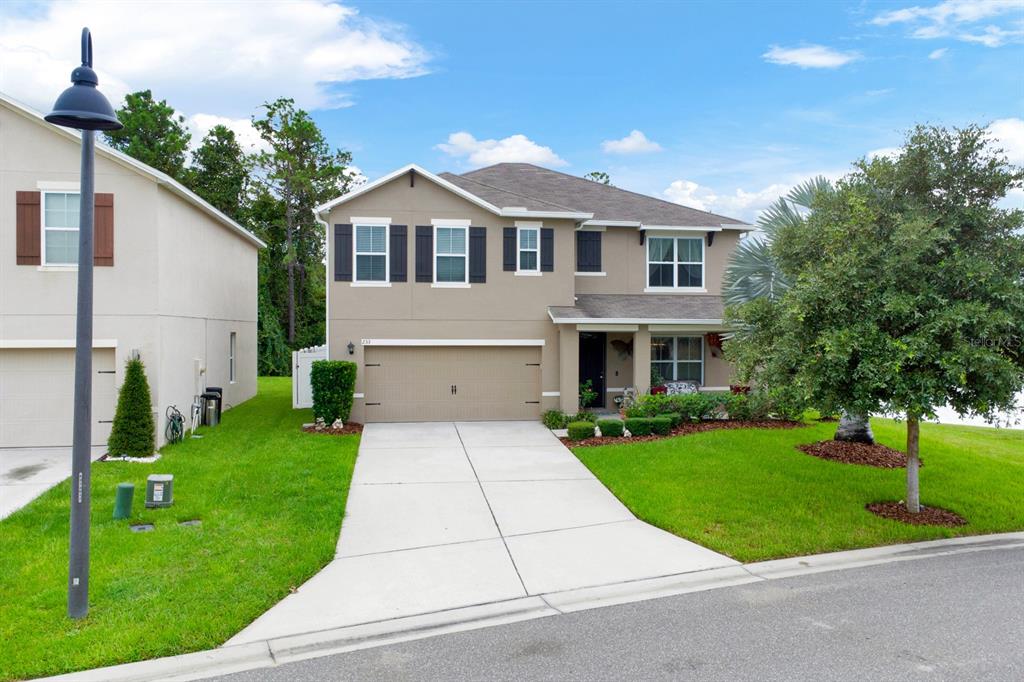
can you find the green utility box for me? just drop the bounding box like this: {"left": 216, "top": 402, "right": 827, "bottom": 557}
{"left": 145, "top": 474, "right": 174, "bottom": 508}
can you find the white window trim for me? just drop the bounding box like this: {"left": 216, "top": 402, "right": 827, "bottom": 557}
{"left": 41, "top": 190, "right": 81, "bottom": 267}
{"left": 350, "top": 216, "right": 392, "bottom": 225}
{"left": 353, "top": 223, "right": 389, "bottom": 284}
{"left": 651, "top": 335, "right": 705, "bottom": 385}
{"left": 575, "top": 271, "right": 607, "bottom": 277}
{"left": 433, "top": 224, "right": 469, "bottom": 286}
{"left": 229, "top": 331, "right": 237, "bottom": 384}
{"left": 646, "top": 234, "right": 705, "bottom": 291}
{"left": 516, "top": 226, "right": 540, "bottom": 274}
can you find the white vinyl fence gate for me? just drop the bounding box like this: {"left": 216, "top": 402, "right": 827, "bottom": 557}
{"left": 292, "top": 344, "right": 327, "bottom": 409}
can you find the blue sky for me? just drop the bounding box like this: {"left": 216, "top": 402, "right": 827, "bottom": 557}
{"left": 2, "top": 0, "right": 1022, "bottom": 220}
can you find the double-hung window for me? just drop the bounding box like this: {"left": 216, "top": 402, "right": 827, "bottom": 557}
{"left": 651, "top": 336, "right": 704, "bottom": 384}
{"left": 354, "top": 224, "right": 388, "bottom": 282}
{"left": 517, "top": 226, "right": 539, "bottom": 272}
{"left": 43, "top": 192, "right": 80, "bottom": 265}
{"left": 435, "top": 226, "right": 468, "bottom": 283}
{"left": 647, "top": 236, "right": 704, "bottom": 289}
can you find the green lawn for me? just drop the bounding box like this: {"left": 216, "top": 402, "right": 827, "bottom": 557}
{"left": 0, "top": 377, "right": 358, "bottom": 681}
{"left": 574, "top": 418, "right": 1024, "bottom": 563}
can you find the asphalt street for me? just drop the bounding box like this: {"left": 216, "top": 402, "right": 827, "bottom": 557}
{"left": 208, "top": 546, "right": 1024, "bottom": 682}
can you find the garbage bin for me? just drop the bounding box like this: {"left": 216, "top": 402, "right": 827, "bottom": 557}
{"left": 202, "top": 392, "right": 220, "bottom": 426}
{"left": 205, "top": 386, "right": 223, "bottom": 422}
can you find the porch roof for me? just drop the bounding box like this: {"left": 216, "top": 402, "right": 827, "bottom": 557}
{"left": 548, "top": 294, "right": 725, "bottom": 325}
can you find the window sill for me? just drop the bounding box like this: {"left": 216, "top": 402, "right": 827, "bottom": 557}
{"left": 644, "top": 287, "right": 707, "bottom": 294}
{"left": 350, "top": 281, "right": 392, "bottom": 288}
{"left": 37, "top": 265, "right": 78, "bottom": 272}
{"left": 431, "top": 282, "right": 471, "bottom": 288}
{"left": 514, "top": 271, "right": 542, "bottom": 277}
{"left": 574, "top": 271, "right": 606, "bottom": 277}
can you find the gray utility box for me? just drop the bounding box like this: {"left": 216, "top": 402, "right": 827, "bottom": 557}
{"left": 145, "top": 474, "right": 174, "bottom": 508}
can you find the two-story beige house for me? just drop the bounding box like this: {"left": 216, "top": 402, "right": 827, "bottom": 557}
{"left": 317, "top": 163, "right": 752, "bottom": 423}
{"left": 0, "top": 94, "right": 263, "bottom": 448}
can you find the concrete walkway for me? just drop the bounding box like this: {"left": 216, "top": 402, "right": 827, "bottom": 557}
{"left": 0, "top": 446, "right": 105, "bottom": 520}
{"left": 229, "top": 421, "right": 735, "bottom": 644}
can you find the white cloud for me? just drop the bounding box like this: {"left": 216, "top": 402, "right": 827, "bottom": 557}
{"left": 987, "top": 118, "right": 1024, "bottom": 165}
{"left": 0, "top": 0, "right": 430, "bottom": 117}
{"left": 867, "top": 147, "right": 902, "bottom": 160}
{"left": 928, "top": 47, "right": 949, "bottom": 58}
{"left": 871, "top": 0, "right": 1022, "bottom": 47}
{"left": 436, "top": 132, "right": 567, "bottom": 168}
{"left": 664, "top": 180, "right": 791, "bottom": 223}
{"left": 188, "top": 113, "right": 268, "bottom": 154}
{"left": 601, "top": 130, "right": 663, "bottom": 155}
{"left": 762, "top": 44, "right": 861, "bottom": 69}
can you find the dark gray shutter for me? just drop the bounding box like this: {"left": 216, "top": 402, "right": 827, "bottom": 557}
{"left": 389, "top": 225, "right": 407, "bottom": 282}
{"left": 334, "top": 224, "right": 352, "bottom": 281}
{"left": 503, "top": 227, "right": 516, "bottom": 271}
{"left": 469, "top": 226, "right": 486, "bottom": 283}
{"left": 540, "top": 228, "right": 554, "bottom": 272}
{"left": 415, "top": 226, "right": 433, "bottom": 282}
{"left": 576, "top": 231, "right": 602, "bottom": 272}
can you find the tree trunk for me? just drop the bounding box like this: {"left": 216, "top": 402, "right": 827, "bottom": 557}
{"left": 906, "top": 414, "right": 920, "bottom": 513}
{"left": 834, "top": 412, "right": 875, "bottom": 444}
{"left": 287, "top": 261, "right": 295, "bottom": 343}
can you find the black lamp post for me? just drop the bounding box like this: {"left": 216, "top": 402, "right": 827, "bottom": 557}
{"left": 45, "top": 27, "right": 122, "bottom": 620}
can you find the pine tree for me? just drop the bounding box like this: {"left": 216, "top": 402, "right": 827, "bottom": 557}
{"left": 107, "top": 358, "right": 156, "bottom": 457}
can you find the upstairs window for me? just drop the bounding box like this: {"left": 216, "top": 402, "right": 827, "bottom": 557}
{"left": 355, "top": 224, "right": 388, "bottom": 282}
{"left": 647, "top": 236, "right": 704, "bottom": 289}
{"left": 518, "top": 226, "right": 539, "bottom": 272}
{"left": 43, "top": 192, "right": 80, "bottom": 265}
{"left": 435, "top": 226, "right": 468, "bottom": 283}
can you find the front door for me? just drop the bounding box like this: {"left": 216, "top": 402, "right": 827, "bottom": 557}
{"left": 578, "top": 332, "right": 606, "bottom": 409}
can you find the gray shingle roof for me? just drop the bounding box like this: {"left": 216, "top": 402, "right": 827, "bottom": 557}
{"left": 549, "top": 294, "right": 725, "bottom": 322}
{"left": 453, "top": 163, "right": 745, "bottom": 226}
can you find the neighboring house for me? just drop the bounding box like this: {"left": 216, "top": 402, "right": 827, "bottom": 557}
{"left": 317, "top": 162, "right": 753, "bottom": 423}
{"left": 0, "top": 94, "right": 263, "bottom": 448}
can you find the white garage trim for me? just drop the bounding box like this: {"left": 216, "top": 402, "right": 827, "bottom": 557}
{"left": 360, "top": 339, "right": 545, "bottom": 347}
{"left": 0, "top": 339, "right": 118, "bottom": 349}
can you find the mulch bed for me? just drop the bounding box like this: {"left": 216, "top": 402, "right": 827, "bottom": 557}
{"left": 562, "top": 419, "right": 802, "bottom": 448}
{"left": 866, "top": 502, "right": 967, "bottom": 527}
{"left": 302, "top": 422, "right": 363, "bottom": 436}
{"left": 796, "top": 440, "right": 914, "bottom": 469}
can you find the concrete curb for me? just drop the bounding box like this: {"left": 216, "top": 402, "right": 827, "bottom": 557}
{"left": 37, "top": 531, "right": 1024, "bottom": 682}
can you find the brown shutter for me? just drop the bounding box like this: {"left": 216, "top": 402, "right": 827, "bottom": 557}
{"left": 16, "top": 191, "right": 41, "bottom": 265}
{"left": 94, "top": 193, "right": 114, "bottom": 266}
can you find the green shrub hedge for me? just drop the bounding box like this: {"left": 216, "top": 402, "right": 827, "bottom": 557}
{"left": 542, "top": 409, "right": 568, "bottom": 429}
{"left": 624, "top": 417, "right": 653, "bottom": 436}
{"left": 625, "top": 390, "right": 806, "bottom": 423}
{"left": 657, "top": 412, "right": 682, "bottom": 428}
{"left": 310, "top": 360, "right": 357, "bottom": 423}
{"left": 107, "top": 357, "right": 156, "bottom": 457}
{"left": 650, "top": 416, "right": 673, "bottom": 435}
{"left": 567, "top": 421, "right": 595, "bottom": 440}
{"left": 596, "top": 418, "right": 624, "bottom": 437}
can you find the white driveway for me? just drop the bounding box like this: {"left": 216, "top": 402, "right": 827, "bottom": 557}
{"left": 229, "top": 421, "right": 735, "bottom": 644}
{"left": 0, "top": 447, "right": 105, "bottom": 520}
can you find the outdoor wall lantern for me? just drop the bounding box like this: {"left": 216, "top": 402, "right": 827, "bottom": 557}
{"left": 44, "top": 26, "right": 123, "bottom": 621}
{"left": 347, "top": 341, "right": 355, "bottom": 355}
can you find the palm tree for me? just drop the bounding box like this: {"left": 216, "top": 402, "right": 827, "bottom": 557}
{"left": 723, "top": 177, "right": 874, "bottom": 444}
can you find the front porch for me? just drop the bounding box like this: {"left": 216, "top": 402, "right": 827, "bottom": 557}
{"left": 549, "top": 294, "right": 734, "bottom": 414}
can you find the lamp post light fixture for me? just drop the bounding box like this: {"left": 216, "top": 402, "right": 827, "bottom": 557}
{"left": 45, "top": 27, "right": 123, "bottom": 620}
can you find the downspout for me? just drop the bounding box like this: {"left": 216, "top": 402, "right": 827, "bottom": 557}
{"left": 313, "top": 208, "right": 330, "bottom": 361}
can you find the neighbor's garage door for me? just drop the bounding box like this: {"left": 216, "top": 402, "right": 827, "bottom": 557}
{"left": 363, "top": 346, "right": 541, "bottom": 422}
{"left": 0, "top": 349, "right": 117, "bottom": 447}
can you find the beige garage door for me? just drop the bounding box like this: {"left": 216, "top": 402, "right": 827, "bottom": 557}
{"left": 363, "top": 346, "right": 541, "bottom": 422}
{"left": 0, "top": 348, "right": 117, "bottom": 448}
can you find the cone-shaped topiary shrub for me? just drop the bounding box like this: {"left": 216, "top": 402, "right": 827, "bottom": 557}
{"left": 107, "top": 357, "right": 156, "bottom": 457}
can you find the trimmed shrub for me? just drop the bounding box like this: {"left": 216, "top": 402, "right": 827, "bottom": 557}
{"left": 596, "top": 418, "right": 624, "bottom": 437}
{"left": 572, "top": 411, "right": 598, "bottom": 423}
{"left": 657, "top": 412, "right": 682, "bottom": 428}
{"left": 567, "top": 421, "right": 595, "bottom": 440}
{"left": 650, "top": 416, "right": 673, "bottom": 435}
{"left": 107, "top": 357, "right": 156, "bottom": 457}
{"left": 310, "top": 360, "right": 357, "bottom": 423}
{"left": 624, "top": 417, "right": 653, "bottom": 436}
{"left": 542, "top": 409, "right": 568, "bottom": 430}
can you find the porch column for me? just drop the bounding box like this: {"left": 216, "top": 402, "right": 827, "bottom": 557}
{"left": 558, "top": 325, "right": 579, "bottom": 414}
{"left": 633, "top": 325, "right": 651, "bottom": 395}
